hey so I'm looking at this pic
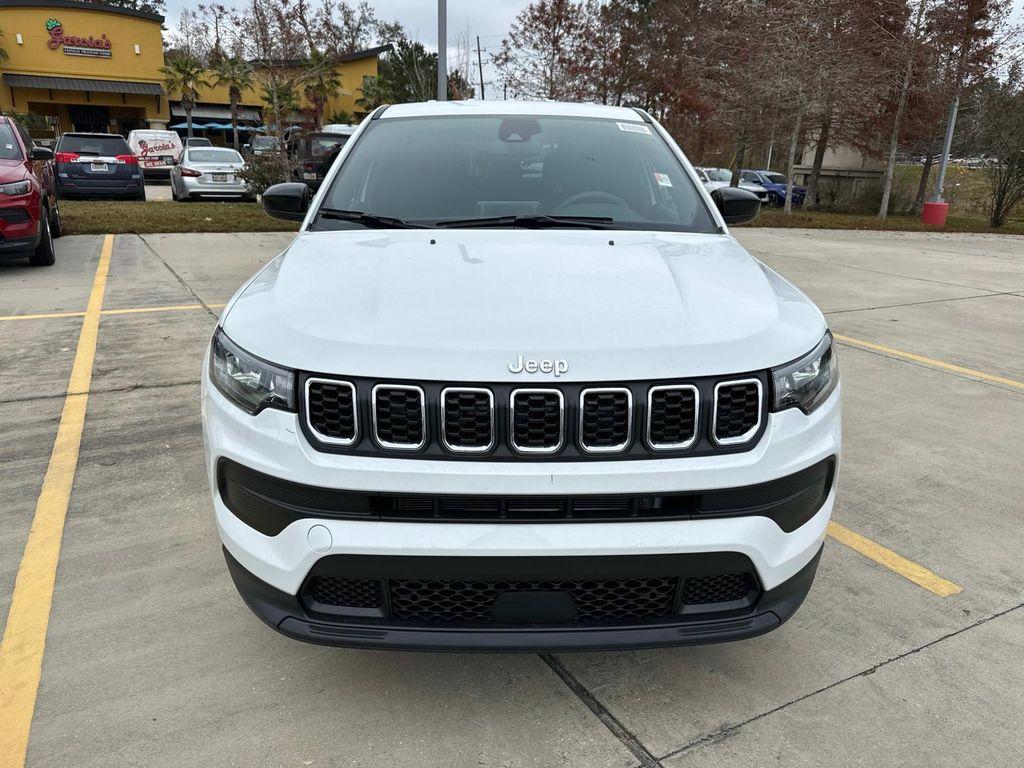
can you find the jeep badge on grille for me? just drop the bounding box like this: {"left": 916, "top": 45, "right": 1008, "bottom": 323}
{"left": 508, "top": 355, "right": 569, "bottom": 377}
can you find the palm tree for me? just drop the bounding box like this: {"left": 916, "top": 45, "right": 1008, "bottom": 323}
{"left": 302, "top": 51, "right": 342, "bottom": 131}
{"left": 160, "top": 53, "right": 210, "bottom": 140}
{"left": 211, "top": 57, "right": 253, "bottom": 152}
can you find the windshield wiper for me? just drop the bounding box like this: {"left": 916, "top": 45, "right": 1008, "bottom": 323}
{"left": 317, "top": 208, "right": 424, "bottom": 229}
{"left": 434, "top": 214, "right": 616, "bottom": 230}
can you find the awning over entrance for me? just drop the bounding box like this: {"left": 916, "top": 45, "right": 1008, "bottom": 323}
{"left": 170, "top": 102, "right": 261, "bottom": 122}
{"left": 2, "top": 73, "right": 164, "bottom": 95}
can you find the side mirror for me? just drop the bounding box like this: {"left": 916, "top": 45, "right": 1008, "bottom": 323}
{"left": 262, "top": 182, "right": 310, "bottom": 221}
{"left": 31, "top": 147, "right": 54, "bottom": 161}
{"left": 711, "top": 186, "right": 760, "bottom": 225}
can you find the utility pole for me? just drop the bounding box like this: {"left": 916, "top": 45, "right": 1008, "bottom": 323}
{"left": 931, "top": 96, "right": 959, "bottom": 203}
{"left": 437, "top": 0, "right": 447, "bottom": 101}
{"left": 476, "top": 35, "right": 486, "bottom": 100}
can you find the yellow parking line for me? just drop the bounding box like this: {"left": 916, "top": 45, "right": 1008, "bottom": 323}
{"left": 834, "top": 333, "right": 1024, "bottom": 391}
{"left": 0, "top": 235, "right": 112, "bottom": 768}
{"left": 0, "top": 303, "right": 226, "bottom": 323}
{"left": 0, "top": 310, "right": 85, "bottom": 322}
{"left": 828, "top": 521, "right": 962, "bottom": 597}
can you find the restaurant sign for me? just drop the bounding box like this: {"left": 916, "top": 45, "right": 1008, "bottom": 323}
{"left": 45, "top": 19, "right": 112, "bottom": 58}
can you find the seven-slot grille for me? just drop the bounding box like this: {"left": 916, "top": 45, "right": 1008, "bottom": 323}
{"left": 372, "top": 384, "right": 426, "bottom": 449}
{"left": 647, "top": 385, "right": 699, "bottom": 450}
{"left": 713, "top": 379, "right": 762, "bottom": 445}
{"left": 441, "top": 388, "right": 494, "bottom": 452}
{"left": 302, "top": 375, "right": 765, "bottom": 458}
{"left": 510, "top": 389, "right": 564, "bottom": 453}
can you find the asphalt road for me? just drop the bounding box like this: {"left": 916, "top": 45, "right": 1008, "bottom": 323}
{"left": 0, "top": 228, "right": 1021, "bottom": 767}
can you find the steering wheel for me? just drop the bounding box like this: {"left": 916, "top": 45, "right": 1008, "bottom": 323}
{"left": 554, "top": 190, "right": 631, "bottom": 213}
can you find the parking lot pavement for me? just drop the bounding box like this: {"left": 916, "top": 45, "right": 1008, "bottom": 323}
{"left": 0, "top": 229, "right": 1021, "bottom": 767}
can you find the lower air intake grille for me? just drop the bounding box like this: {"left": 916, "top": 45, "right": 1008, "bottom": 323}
{"left": 305, "top": 576, "right": 382, "bottom": 609}
{"left": 306, "top": 379, "right": 357, "bottom": 443}
{"left": 373, "top": 385, "right": 425, "bottom": 449}
{"left": 681, "top": 572, "right": 756, "bottom": 605}
{"left": 714, "top": 381, "right": 761, "bottom": 443}
{"left": 388, "top": 576, "right": 679, "bottom": 623}
{"left": 511, "top": 390, "right": 563, "bottom": 452}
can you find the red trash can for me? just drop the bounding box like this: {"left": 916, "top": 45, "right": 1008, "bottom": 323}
{"left": 921, "top": 201, "right": 949, "bottom": 227}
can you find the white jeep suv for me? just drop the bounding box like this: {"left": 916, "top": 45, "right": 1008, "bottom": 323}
{"left": 201, "top": 101, "right": 840, "bottom": 651}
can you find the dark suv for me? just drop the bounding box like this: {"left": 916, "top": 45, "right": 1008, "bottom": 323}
{"left": 0, "top": 116, "right": 61, "bottom": 266}
{"left": 55, "top": 132, "right": 145, "bottom": 200}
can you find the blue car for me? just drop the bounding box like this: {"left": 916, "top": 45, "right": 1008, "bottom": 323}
{"left": 740, "top": 170, "right": 805, "bottom": 207}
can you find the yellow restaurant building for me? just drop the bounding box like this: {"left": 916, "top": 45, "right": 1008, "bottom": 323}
{"left": 0, "top": 0, "right": 384, "bottom": 137}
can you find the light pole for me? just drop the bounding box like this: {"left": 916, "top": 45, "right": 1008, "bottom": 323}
{"left": 437, "top": 0, "right": 447, "bottom": 101}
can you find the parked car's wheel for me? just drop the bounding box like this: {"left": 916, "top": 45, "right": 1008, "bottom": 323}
{"left": 135, "top": 187, "right": 147, "bottom": 202}
{"left": 49, "top": 200, "right": 63, "bottom": 238}
{"left": 29, "top": 213, "right": 55, "bottom": 267}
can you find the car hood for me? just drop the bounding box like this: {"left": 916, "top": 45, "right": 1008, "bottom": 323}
{"left": 222, "top": 229, "right": 826, "bottom": 382}
{"left": 0, "top": 158, "right": 27, "bottom": 183}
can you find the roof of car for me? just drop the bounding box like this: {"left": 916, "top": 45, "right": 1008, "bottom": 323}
{"left": 61, "top": 132, "right": 128, "bottom": 138}
{"left": 380, "top": 100, "right": 647, "bottom": 122}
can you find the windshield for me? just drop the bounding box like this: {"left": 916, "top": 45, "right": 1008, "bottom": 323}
{"left": 316, "top": 115, "right": 718, "bottom": 232}
{"left": 0, "top": 125, "right": 23, "bottom": 160}
{"left": 252, "top": 136, "right": 278, "bottom": 149}
{"left": 59, "top": 134, "right": 130, "bottom": 156}
{"left": 188, "top": 148, "right": 243, "bottom": 163}
{"left": 703, "top": 168, "right": 732, "bottom": 182}
{"left": 765, "top": 173, "right": 788, "bottom": 184}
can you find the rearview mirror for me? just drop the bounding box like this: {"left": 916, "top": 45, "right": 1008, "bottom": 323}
{"left": 261, "top": 182, "right": 310, "bottom": 221}
{"left": 31, "top": 147, "right": 54, "bottom": 161}
{"left": 710, "top": 186, "right": 760, "bottom": 225}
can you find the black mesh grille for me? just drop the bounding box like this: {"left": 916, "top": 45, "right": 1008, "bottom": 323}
{"left": 580, "top": 389, "right": 631, "bottom": 450}
{"left": 511, "top": 391, "right": 563, "bottom": 451}
{"left": 442, "top": 389, "right": 493, "bottom": 451}
{"left": 649, "top": 387, "right": 698, "bottom": 448}
{"left": 681, "top": 572, "right": 755, "bottom": 605}
{"left": 374, "top": 386, "right": 425, "bottom": 447}
{"left": 388, "top": 577, "right": 678, "bottom": 623}
{"left": 307, "top": 380, "right": 356, "bottom": 442}
{"left": 715, "top": 382, "right": 760, "bottom": 441}
{"left": 305, "top": 576, "right": 382, "bottom": 608}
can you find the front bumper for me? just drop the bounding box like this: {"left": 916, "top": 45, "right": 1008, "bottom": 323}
{"left": 203, "top": 366, "right": 840, "bottom": 650}
{"left": 225, "top": 544, "right": 823, "bottom": 651}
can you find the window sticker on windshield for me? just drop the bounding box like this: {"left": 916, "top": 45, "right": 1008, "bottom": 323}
{"left": 654, "top": 172, "right": 673, "bottom": 187}
{"left": 617, "top": 122, "right": 652, "bottom": 135}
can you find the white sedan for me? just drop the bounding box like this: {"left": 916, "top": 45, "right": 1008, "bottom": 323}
{"left": 170, "top": 147, "right": 253, "bottom": 202}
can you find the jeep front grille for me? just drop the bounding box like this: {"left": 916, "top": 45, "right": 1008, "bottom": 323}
{"left": 300, "top": 373, "right": 766, "bottom": 460}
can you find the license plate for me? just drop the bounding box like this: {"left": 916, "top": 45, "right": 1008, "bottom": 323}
{"left": 303, "top": 172, "right": 318, "bottom": 180}
{"left": 213, "top": 173, "right": 228, "bottom": 182}
{"left": 91, "top": 163, "right": 108, "bottom": 172}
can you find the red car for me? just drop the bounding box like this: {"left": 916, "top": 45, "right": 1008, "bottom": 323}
{"left": 0, "top": 115, "right": 61, "bottom": 266}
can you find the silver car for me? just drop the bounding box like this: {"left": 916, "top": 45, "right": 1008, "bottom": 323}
{"left": 170, "top": 147, "right": 252, "bottom": 201}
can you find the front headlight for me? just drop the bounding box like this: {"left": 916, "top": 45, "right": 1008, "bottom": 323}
{"left": 0, "top": 180, "right": 31, "bottom": 196}
{"left": 210, "top": 327, "right": 295, "bottom": 414}
{"left": 771, "top": 332, "right": 838, "bottom": 414}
